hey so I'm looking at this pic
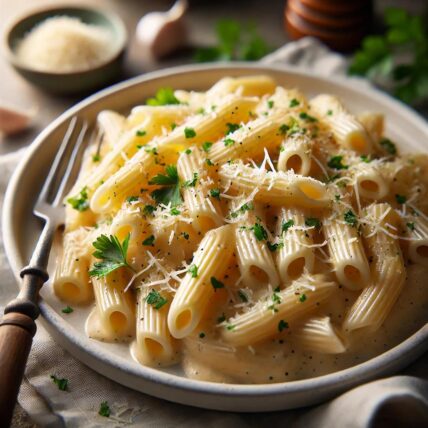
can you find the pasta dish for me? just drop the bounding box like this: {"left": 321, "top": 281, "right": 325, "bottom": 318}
{"left": 53, "top": 75, "right": 428, "bottom": 383}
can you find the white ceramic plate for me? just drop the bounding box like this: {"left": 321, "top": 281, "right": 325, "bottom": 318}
{"left": 3, "top": 64, "right": 428, "bottom": 412}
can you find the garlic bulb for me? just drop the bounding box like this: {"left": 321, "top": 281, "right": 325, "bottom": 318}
{"left": 136, "top": 0, "right": 188, "bottom": 59}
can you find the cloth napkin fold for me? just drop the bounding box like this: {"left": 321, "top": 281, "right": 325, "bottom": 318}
{"left": 1, "top": 37, "right": 427, "bottom": 428}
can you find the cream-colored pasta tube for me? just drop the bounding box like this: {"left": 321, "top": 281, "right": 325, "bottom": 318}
{"left": 127, "top": 104, "right": 192, "bottom": 129}
{"left": 219, "top": 162, "right": 329, "bottom": 208}
{"left": 53, "top": 229, "right": 93, "bottom": 304}
{"left": 168, "top": 225, "right": 235, "bottom": 339}
{"left": 109, "top": 207, "right": 146, "bottom": 242}
{"left": 357, "top": 112, "right": 384, "bottom": 145}
{"left": 292, "top": 316, "right": 346, "bottom": 354}
{"left": 90, "top": 96, "right": 258, "bottom": 213}
{"left": 64, "top": 203, "right": 96, "bottom": 232}
{"left": 208, "top": 75, "right": 276, "bottom": 97}
{"left": 268, "top": 87, "right": 309, "bottom": 112}
{"left": 344, "top": 203, "right": 405, "bottom": 331}
{"left": 235, "top": 218, "right": 279, "bottom": 289}
{"left": 277, "top": 134, "right": 312, "bottom": 175}
{"left": 209, "top": 114, "right": 285, "bottom": 164}
{"left": 407, "top": 215, "right": 428, "bottom": 265}
{"left": 323, "top": 212, "right": 370, "bottom": 290}
{"left": 132, "top": 288, "right": 176, "bottom": 367}
{"left": 97, "top": 110, "right": 126, "bottom": 151}
{"left": 310, "top": 94, "right": 372, "bottom": 154}
{"left": 177, "top": 148, "right": 223, "bottom": 231}
{"left": 222, "top": 274, "right": 337, "bottom": 346}
{"left": 92, "top": 268, "right": 136, "bottom": 338}
{"left": 276, "top": 207, "right": 315, "bottom": 282}
{"left": 354, "top": 164, "right": 389, "bottom": 200}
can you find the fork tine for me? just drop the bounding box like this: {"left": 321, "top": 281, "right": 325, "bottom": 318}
{"left": 37, "top": 117, "right": 78, "bottom": 204}
{"left": 53, "top": 120, "right": 89, "bottom": 206}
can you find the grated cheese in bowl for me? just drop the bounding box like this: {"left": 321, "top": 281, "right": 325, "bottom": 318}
{"left": 15, "top": 16, "right": 114, "bottom": 73}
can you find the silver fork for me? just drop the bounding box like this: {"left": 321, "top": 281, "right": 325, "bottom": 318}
{"left": 0, "top": 117, "right": 89, "bottom": 426}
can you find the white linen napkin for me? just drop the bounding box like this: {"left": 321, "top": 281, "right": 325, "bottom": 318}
{"left": 1, "top": 37, "right": 427, "bottom": 428}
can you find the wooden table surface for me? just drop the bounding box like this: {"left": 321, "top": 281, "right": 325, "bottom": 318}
{"left": 1, "top": 0, "right": 426, "bottom": 427}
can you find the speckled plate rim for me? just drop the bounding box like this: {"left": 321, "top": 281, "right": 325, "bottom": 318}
{"left": 3, "top": 63, "right": 428, "bottom": 412}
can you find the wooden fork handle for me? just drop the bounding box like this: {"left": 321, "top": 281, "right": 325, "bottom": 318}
{"left": 0, "top": 312, "right": 36, "bottom": 427}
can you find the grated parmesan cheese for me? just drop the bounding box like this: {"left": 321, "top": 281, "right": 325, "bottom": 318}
{"left": 16, "top": 16, "right": 113, "bottom": 72}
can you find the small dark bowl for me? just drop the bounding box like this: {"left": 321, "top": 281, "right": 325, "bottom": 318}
{"left": 4, "top": 5, "right": 127, "bottom": 95}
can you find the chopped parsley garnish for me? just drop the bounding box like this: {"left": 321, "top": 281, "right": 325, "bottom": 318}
{"left": 252, "top": 222, "right": 268, "bottom": 241}
{"left": 171, "top": 122, "right": 177, "bottom": 130}
{"left": 61, "top": 306, "right": 73, "bottom": 314}
{"left": 50, "top": 375, "right": 68, "bottom": 391}
{"left": 278, "top": 320, "right": 288, "bottom": 332}
{"left": 67, "top": 187, "right": 89, "bottom": 212}
{"left": 143, "top": 204, "right": 156, "bottom": 216}
{"left": 267, "top": 100, "right": 274, "bottom": 109}
{"left": 188, "top": 264, "right": 198, "bottom": 278}
{"left": 268, "top": 288, "right": 281, "bottom": 312}
{"left": 171, "top": 207, "right": 181, "bottom": 215}
{"left": 299, "top": 112, "right": 317, "bottom": 122}
{"left": 281, "top": 219, "right": 294, "bottom": 233}
{"left": 206, "top": 159, "right": 214, "bottom": 166}
{"left": 379, "top": 138, "right": 397, "bottom": 155}
{"left": 199, "top": 332, "right": 206, "bottom": 338}
{"left": 226, "top": 324, "right": 235, "bottom": 331}
{"left": 230, "top": 202, "right": 254, "bottom": 218}
{"left": 238, "top": 290, "right": 248, "bottom": 302}
{"left": 360, "top": 155, "right": 371, "bottom": 163}
{"left": 185, "top": 148, "right": 192, "bottom": 155}
{"left": 406, "top": 222, "right": 415, "bottom": 231}
{"left": 226, "top": 123, "right": 240, "bottom": 134}
{"left": 126, "top": 196, "right": 139, "bottom": 203}
{"left": 197, "top": 107, "right": 205, "bottom": 115}
{"left": 182, "top": 173, "right": 198, "bottom": 188}
{"left": 279, "top": 123, "right": 289, "bottom": 135}
{"left": 395, "top": 194, "right": 406, "bottom": 204}
{"left": 217, "top": 313, "right": 226, "bottom": 324}
{"left": 184, "top": 127, "right": 196, "bottom": 138}
{"left": 98, "top": 401, "right": 111, "bottom": 417}
{"left": 144, "top": 146, "right": 158, "bottom": 155}
{"left": 299, "top": 294, "right": 307, "bottom": 303}
{"left": 145, "top": 289, "right": 168, "bottom": 310}
{"left": 146, "top": 87, "right": 180, "bottom": 106}
{"left": 89, "top": 234, "right": 132, "bottom": 278}
{"left": 210, "top": 188, "right": 221, "bottom": 199}
{"left": 224, "top": 138, "right": 235, "bottom": 147}
{"left": 142, "top": 235, "right": 155, "bottom": 246}
{"left": 335, "top": 194, "right": 341, "bottom": 201}
{"left": 149, "top": 165, "right": 183, "bottom": 206}
{"left": 211, "top": 276, "right": 224, "bottom": 291}
{"left": 136, "top": 129, "right": 147, "bottom": 137}
{"left": 305, "top": 217, "right": 321, "bottom": 229}
{"left": 327, "top": 155, "right": 348, "bottom": 170}
{"left": 202, "top": 141, "right": 213, "bottom": 152}
{"left": 181, "top": 232, "right": 190, "bottom": 240}
{"left": 327, "top": 109, "right": 333, "bottom": 116}
{"left": 267, "top": 241, "right": 282, "bottom": 252}
{"left": 92, "top": 154, "right": 101, "bottom": 162}
{"left": 289, "top": 98, "right": 300, "bottom": 108}
{"left": 344, "top": 210, "right": 358, "bottom": 227}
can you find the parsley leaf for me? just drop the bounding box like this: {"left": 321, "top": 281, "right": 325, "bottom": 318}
{"left": 136, "top": 129, "right": 147, "bottom": 137}
{"left": 147, "top": 87, "right": 180, "bottom": 106}
{"left": 182, "top": 173, "right": 198, "bottom": 188}
{"left": 379, "top": 138, "right": 397, "bottom": 155}
{"left": 89, "top": 234, "right": 132, "bottom": 278}
{"left": 344, "top": 210, "right": 358, "bottom": 227}
{"left": 92, "top": 154, "right": 101, "bottom": 162}
{"left": 226, "top": 123, "right": 240, "bottom": 134}
{"left": 299, "top": 294, "right": 307, "bottom": 303}
{"left": 299, "top": 112, "right": 317, "bottom": 122}
{"left": 145, "top": 289, "right": 168, "bottom": 309}
{"left": 327, "top": 155, "right": 348, "bottom": 170}
{"left": 149, "top": 165, "right": 183, "bottom": 206}
{"left": 278, "top": 320, "right": 288, "bottom": 332}
{"left": 126, "top": 196, "right": 139, "bottom": 203}
{"left": 61, "top": 306, "right": 73, "bottom": 314}
{"left": 184, "top": 127, "right": 196, "bottom": 138}
{"left": 210, "top": 188, "right": 221, "bottom": 199}
{"left": 252, "top": 222, "right": 268, "bottom": 241}
{"left": 289, "top": 98, "right": 300, "bottom": 107}
{"left": 211, "top": 276, "right": 224, "bottom": 291}
{"left": 67, "top": 187, "right": 89, "bottom": 212}
{"left": 305, "top": 217, "right": 321, "bottom": 229}
{"left": 202, "top": 141, "right": 213, "bottom": 152}
{"left": 406, "top": 222, "right": 415, "bottom": 231}
{"left": 395, "top": 194, "right": 407, "bottom": 204}
{"left": 224, "top": 138, "right": 235, "bottom": 147}
{"left": 51, "top": 375, "right": 68, "bottom": 391}
{"left": 142, "top": 235, "right": 155, "bottom": 246}
{"left": 281, "top": 219, "right": 294, "bottom": 233}
{"left": 99, "top": 401, "right": 111, "bottom": 417}
{"left": 238, "top": 290, "right": 248, "bottom": 302}
{"left": 188, "top": 264, "right": 198, "bottom": 278}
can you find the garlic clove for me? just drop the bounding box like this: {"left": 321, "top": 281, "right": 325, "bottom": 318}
{"left": 136, "top": 0, "right": 188, "bottom": 59}
{"left": 0, "top": 104, "right": 36, "bottom": 136}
